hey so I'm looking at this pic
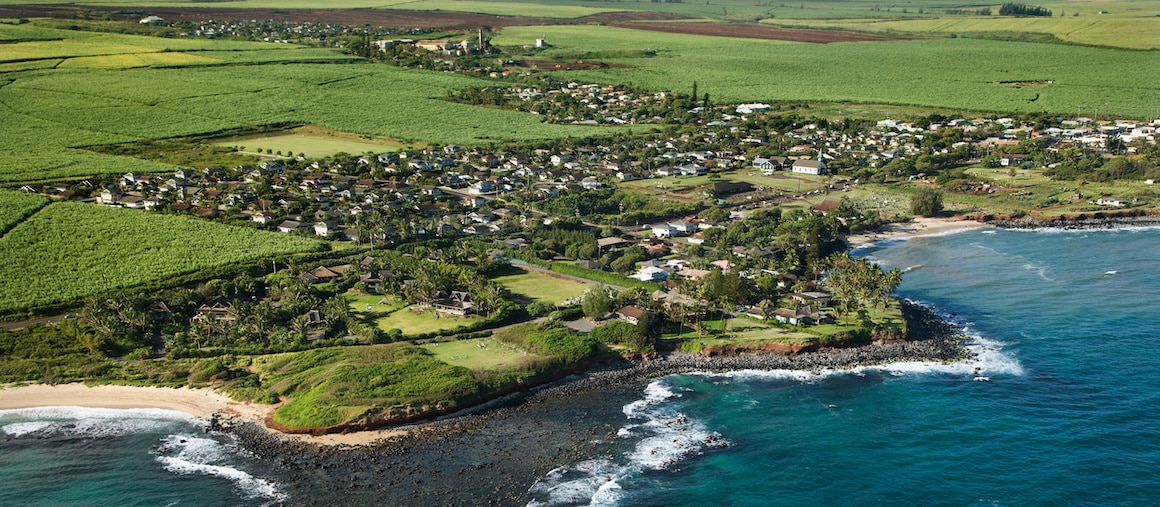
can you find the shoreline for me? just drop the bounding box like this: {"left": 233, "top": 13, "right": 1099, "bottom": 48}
{"left": 845, "top": 216, "right": 989, "bottom": 249}
{"left": 1, "top": 304, "right": 966, "bottom": 449}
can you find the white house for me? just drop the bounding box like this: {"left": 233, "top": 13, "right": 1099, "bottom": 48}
{"left": 792, "top": 157, "right": 827, "bottom": 175}
{"left": 651, "top": 223, "right": 677, "bottom": 238}
{"left": 632, "top": 266, "right": 669, "bottom": 282}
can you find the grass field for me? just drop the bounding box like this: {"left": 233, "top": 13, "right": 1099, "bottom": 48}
{"left": 493, "top": 24, "right": 1159, "bottom": 119}
{"left": 0, "top": 201, "right": 324, "bottom": 313}
{"left": 215, "top": 126, "right": 412, "bottom": 158}
{"left": 490, "top": 266, "right": 591, "bottom": 304}
{"left": 250, "top": 343, "right": 481, "bottom": 428}
{"left": 348, "top": 292, "right": 480, "bottom": 337}
{"left": 371, "top": 304, "right": 480, "bottom": 336}
{"left": 420, "top": 337, "right": 544, "bottom": 371}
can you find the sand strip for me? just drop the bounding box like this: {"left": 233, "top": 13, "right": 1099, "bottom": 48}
{"left": 845, "top": 216, "right": 988, "bottom": 249}
{"left": 0, "top": 383, "right": 406, "bottom": 446}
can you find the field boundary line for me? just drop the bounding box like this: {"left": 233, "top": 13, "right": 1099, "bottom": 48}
{"left": 0, "top": 199, "right": 52, "bottom": 240}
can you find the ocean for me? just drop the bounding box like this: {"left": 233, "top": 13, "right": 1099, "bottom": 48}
{"left": 527, "top": 226, "right": 1160, "bottom": 506}
{"left": 3, "top": 226, "right": 1159, "bottom": 506}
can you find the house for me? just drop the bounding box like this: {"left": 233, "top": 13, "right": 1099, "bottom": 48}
{"left": 314, "top": 221, "right": 340, "bottom": 237}
{"left": 277, "top": 220, "right": 304, "bottom": 233}
{"left": 432, "top": 290, "right": 473, "bottom": 316}
{"left": 597, "top": 236, "right": 632, "bottom": 251}
{"left": 651, "top": 223, "right": 677, "bottom": 238}
{"left": 791, "top": 158, "right": 827, "bottom": 175}
{"left": 616, "top": 306, "right": 651, "bottom": 326}
{"left": 710, "top": 181, "right": 752, "bottom": 197}
{"left": 773, "top": 306, "right": 830, "bottom": 326}
{"left": 193, "top": 301, "right": 237, "bottom": 323}
{"left": 668, "top": 221, "right": 696, "bottom": 235}
{"left": 709, "top": 259, "right": 734, "bottom": 272}
{"left": 632, "top": 265, "right": 669, "bottom": 282}
{"left": 298, "top": 265, "right": 344, "bottom": 284}
{"left": 1093, "top": 197, "right": 1126, "bottom": 207}
{"left": 792, "top": 291, "right": 832, "bottom": 307}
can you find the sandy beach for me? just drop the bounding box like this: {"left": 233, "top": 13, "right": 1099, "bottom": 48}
{"left": 845, "top": 216, "right": 988, "bottom": 248}
{"left": 0, "top": 383, "right": 405, "bottom": 446}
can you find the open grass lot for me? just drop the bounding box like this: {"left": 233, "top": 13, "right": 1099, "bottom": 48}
{"left": 421, "top": 337, "right": 544, "bottom": 371}
{"left": 372, "top": 304, "right": 480, "bottom": 336}
{"left": 663, "top": 317, "right": 815, "bottom": 345}
{"left": 493, "top": 24, "right": 1158, "bottom": 119}
{"left": 0, "top": 201, "right": 324, "bottom": 313}
{"left": 215, "top": 127, "right": 412, "bottom": 159}
{"left": 347, "top": 292, "right": 477, "bottom": 337}
{"left": 249, "top": 343, "right": 480, "bottom": 428}
{"left": 490, "top": 266, "right": 591, "bottom": 304}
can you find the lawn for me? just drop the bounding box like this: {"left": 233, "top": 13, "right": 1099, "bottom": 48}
{"left": 372, "top": 304, "right": 480, "bottom": 336}
{"left": 492, "top": 24, "right": 1158, "bottom": 119}
{"left": 420, "top": 337, "right": 544, "bottom": 371}
{"left": 490, "top": 266, "right": 591, "bottom": 304}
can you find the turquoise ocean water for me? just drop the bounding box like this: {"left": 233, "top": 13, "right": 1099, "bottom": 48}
{"left": 528, "top": 226, "right": 1160, "bottom": 506}
{"left": 3, "top": 226, "right": 1158, "bottom": 506}
{"left": 0, "top": 407, "right": 282, "bottom": 506}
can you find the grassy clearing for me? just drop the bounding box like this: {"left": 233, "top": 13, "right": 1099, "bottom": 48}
{"left": 420, "top": 337, "right": 544, "bottom": 371}
{"left": 0, "top": 202, "right": 323, "bottom": 313}
{"left": 493, "top": 24, "right": 1158, "bottom": 119}
{"left": 490, "top": 266, "right": 591, "bottom": 304}
{"left": 214, "top": 126, "right": 411, "bottom": 158}
{"left": 370, "top": 304, "right": 481, "bottom": 336}
{"left": 249, "top": 344, "right": 480, "bottom": 428}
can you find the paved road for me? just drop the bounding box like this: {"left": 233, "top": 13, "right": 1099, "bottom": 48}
{"left": 0, "top": 314, "right": 70, "bottom": 330}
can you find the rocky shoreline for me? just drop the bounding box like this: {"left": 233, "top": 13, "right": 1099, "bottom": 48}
{"left": 211, "top": 302, "right": 966, "bottom": 506}
{"left": 982, "top": 209, "right": 1160, "bottom": 230}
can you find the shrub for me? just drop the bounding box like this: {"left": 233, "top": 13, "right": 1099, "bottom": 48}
{"left": 910, "top": 187, "right": 944, "bottom": 216}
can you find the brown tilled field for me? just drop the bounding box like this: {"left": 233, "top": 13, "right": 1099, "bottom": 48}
{"left": 606, "top": 21, "right": 913, "bottom": 43}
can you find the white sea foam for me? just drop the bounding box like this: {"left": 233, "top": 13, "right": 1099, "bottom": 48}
{"left": 154, "top": 434, "right": 285, "bottom": 502}
{"left": 528, "top": 380, "right": 728, "bottom": 506}
{"left": 0, "top": 406, "right": 200, "bottom": 438}
{"left": 526, "top": 459, "right": 624, "bottom": 507}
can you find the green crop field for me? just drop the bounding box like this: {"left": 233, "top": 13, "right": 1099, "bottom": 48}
{"left": 775, "top": 4, "right": 1160, "bottom": 50}
{"left": 0, "top": 189, "right": 48, "bottom": 234}
{"left": 491, "top": 266, "right": 591, "bottom": 304}
{"left": 493, "top": 24, "right": 1159, "bottom": 119}
{"left": 0, "top": 202, "right": 323, "bottom": 313}
{"left": 0, "top": 24, "right": 625, "bottom": 183}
